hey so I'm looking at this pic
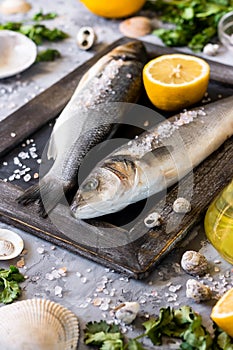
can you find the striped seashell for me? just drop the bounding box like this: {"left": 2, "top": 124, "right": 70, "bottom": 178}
{"left": 0, "top": 299, "right": 79, "bottom": 350}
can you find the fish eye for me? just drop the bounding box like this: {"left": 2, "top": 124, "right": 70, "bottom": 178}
{"left": 82, "top": 178, "right": 99, "bottom": 191}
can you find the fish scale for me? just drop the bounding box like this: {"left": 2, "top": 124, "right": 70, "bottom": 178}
{"left": 72, "top": 95, "right": 233, "bottom": 219}
{"left": 17, "top": 41, "right": 147, "bottom": 216}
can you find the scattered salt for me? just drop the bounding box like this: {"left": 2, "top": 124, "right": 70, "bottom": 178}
{"left": 37, "top": 247, "right": 45, "bottom": 254}
{"left": 23, "top": 174, "right": 31, "bottom": 182}
{"left": 54, "top": 285, "right": 63, "bottom": 297}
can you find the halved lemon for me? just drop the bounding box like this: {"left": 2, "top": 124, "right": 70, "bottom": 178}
{"left": 211, "top": 288, "right": 233, "bottom": 336}
{"left": 143, "top": 54, "right": 210, "bottom": 111}
{"left": 80, "top": 0, "right": 146, "bottom": 19}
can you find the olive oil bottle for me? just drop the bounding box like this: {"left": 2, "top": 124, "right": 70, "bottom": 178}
{"left": 204, "top": 180, "right": 233, "bottom": 264}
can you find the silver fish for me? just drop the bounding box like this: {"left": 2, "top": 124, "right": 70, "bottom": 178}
{"left": 18, "top": 41, "right": 147, "bottom": 216}
{"left": 71, "top": 95, "right": 233, "bottom": 219}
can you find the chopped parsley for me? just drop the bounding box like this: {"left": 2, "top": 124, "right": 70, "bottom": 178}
{"left": 145, "top": 0, "right": 233, "bottom": 51}
{"left": 0, "top": 265, "right": 25, "bottom": 304}
{"left": 84, "top": 306, "right": 233, "bottom": 350}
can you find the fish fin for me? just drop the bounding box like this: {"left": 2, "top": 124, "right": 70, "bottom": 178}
{"left": 141, "top": 145, "right": 174, "bottom": 162}
{"left": 17, "top": 176, "right": 68, "bottom": 217}
{"left": 47, "top": 132, "right": 57, "bottom": 160}
{"left": 163, "top": 167, "right": 178, "bottom": 181}
{"left": 17, "top": 183, "right": 41, "bottom": 205}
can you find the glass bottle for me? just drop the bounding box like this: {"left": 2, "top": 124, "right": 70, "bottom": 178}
{"left": 204, "top": 179, "right": 233, "bottom": 264}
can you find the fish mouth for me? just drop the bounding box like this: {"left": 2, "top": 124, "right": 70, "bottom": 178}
{"left": 70, "top": 194, "right": 104, "bottom": 219}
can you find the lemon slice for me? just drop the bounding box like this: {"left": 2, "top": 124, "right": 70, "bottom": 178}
{"left": 143, "top": 54, "right": 210, "bottom": 111}
{"left": 211, "top": 288, "right": 233, "bottom": 336}
{"left": 80, "top": 0, "right": 146, "bottom": 18}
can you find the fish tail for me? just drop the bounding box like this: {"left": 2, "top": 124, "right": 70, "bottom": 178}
{"left": 17, "top": 183, "right": 41, "bottom": 205}
{"left": 17, "top": 176, "right": 67, "bottom": 217}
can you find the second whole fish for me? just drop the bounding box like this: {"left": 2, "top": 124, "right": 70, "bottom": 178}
{"left": 17, "top": 41, "right": 147, "bottom": 216}
{"left": 71, "top": 95, "right": 233, "bottom": 219}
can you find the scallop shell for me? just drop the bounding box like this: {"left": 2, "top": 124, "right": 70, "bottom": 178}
{"left": 0, "top": 239, "right": 14, "bottom": 257}
{"left": 0, "top": 30, "right": 37, "bottom": 79}
{"left": 0, "top": 0, "right": 31, "bottom": 14}
{"left": 0, "top": 299, "right": 79, "bottom": 350}
{"left": 119, "top": 16, "right": 152, "bottom": 38}
{"left": 0, "top": 228, "right": 24, "bottom": 260}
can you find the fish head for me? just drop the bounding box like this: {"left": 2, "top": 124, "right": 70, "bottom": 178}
{"left": 71, "top": 156, "right": 137, "bottom": 219}
{"left": 111, "top": 41, "right": 147, "bottom": 64}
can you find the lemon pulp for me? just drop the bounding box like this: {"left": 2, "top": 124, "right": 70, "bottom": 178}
{"left": 143, "top": 54, "right": 210, "bottom": 111}
{"left": 204, "top": 180, "right": 233, "bottom": 264}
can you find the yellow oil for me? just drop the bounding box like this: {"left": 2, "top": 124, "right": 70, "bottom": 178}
{"left": 204, "top": 180, "right": 233, "bottom": 264}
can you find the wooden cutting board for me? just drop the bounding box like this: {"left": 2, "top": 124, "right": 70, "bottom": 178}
{"left": 0, "top": 37, "right": 233, "bottom": 279}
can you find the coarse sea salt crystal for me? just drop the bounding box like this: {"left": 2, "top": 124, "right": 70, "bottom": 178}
{"left": 23, "top": 174, "right": 31, "bottom": 182}
{"left": 37, "top": 247, "right": 45, "bottom": 254}
{"left": 54, "top": 285, "right": 63, "bottom": 297}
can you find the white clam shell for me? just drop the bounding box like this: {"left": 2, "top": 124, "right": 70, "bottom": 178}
{"left": 0, "top": 299, "right": 79, "bottom": 350}
{"left": 0, "top": 228, "right": 24, "bottom": 260}
{"left": 0, "top": 30, "right": 37, "bottom": 79}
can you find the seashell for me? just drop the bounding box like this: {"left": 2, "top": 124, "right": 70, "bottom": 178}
{"left": 181, "top": 250, "right": 208, "bottom": 276}
{"left": 76, "top": 26, "right": 97, "bottom": 50}
{"left": 144, "top": 212, "right": 162, "bottom": 228}
{"left": 0, "top": 239, "right": 14, "bottom": 257}
{"left": 0, "top": 0, "right": 31, "bottom": 14}
{"left": 186, "top": 279, "right": 212, "bottom": 303}
{"left": 173, "top": 197, "right": 191, "bottom": 213}
{"left": 203, "top": 43, "right": 219, "bottom": 56}
{"left": 0, "top": 228, "right": 24, "bottom": 260}
{"left": 119, "top": 16, "right": 152, "bottom": 38}
{"left": 0, "top": 298, "right": 79, "bottom": 350}
{"left": 115, "top": 301, "right": 140, "bottom": 324}
{"left": 0, "top": 30, "right": 37, "bottom": 79}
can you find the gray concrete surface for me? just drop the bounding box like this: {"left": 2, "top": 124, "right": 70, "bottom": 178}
{"left": 0, "top": 1, "right": 233, "bottom": 349}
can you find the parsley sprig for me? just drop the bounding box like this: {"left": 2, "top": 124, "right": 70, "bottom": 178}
{"left": 84, "top": 306, "right": 233, "bottom": 350}
{"left": 0, "top": 11, "right": 68, "bottom": 62}
{"left": 0, "top": 265, "right": 25, "bottom": 304}
{"left": 145, "top": 0, "right": 233, "bottom": 51}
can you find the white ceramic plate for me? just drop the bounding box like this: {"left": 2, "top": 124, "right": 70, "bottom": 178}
{"left": 0, "top": 228, "right": 24, "bottom": 260}
{"left": 0, "top": 30, "right": 37, "bottom": 79}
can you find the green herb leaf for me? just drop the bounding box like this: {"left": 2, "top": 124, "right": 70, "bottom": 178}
{"left": 213, "top": 324, "right": 233, "bottom": 349}
{"left": 127, "top": 339, "right": 147, "bottom": 350}
{"left": 33, "top": 11, "right": 58, "bottom": 21}
{"left": 0, "top": 22, "right": 22, "bottom": 30}
{"left": 146, "top": 0, "right": 233, "bottom": 51}
{"left": 84, "top": 321, "right": 123, "bottom": 348}
{"left": 36, "top": 49, "right": 61, "bottom": 62}
{"left": 0, "top": 266, "right": 24, "bottom": 304}
{"left": 100, "top": 339, "right": 124, "bottom": 350}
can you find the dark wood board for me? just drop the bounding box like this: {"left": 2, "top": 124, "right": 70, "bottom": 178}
{"left": 0, "top": 37, "right": 233, "bottom": 279}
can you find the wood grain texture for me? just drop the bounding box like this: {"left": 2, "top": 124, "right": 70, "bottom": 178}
{"left": 0, "top": 37, "right": 233, "bottom": 278}
{"left": 1, "top": 37, "right": 233, "bottom": 158}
